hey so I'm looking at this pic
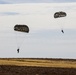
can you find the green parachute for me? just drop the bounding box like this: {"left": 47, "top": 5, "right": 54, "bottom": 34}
{"left": 54, "top": 11, "right": 67, "bottom": 18}
{"left": 14, "top": 24, "right": 29, "bottom": 33}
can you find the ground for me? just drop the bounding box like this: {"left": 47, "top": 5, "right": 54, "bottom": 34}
{"left": 0, "top": 58, "right": 76, "bottom": 75}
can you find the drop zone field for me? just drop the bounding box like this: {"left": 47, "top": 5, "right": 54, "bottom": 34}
{"left": 0, "top": 58, "right": 76, "bottom": 68}
{"left": 0, "top": 58, "right": 76, "bottom": 75}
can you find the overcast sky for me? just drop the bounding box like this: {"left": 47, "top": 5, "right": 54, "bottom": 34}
{"left": 0, "top": 3, "right": 76, "bottom": 58}
{"left": 0, "top": 0, "right": 76, "bottom": 4}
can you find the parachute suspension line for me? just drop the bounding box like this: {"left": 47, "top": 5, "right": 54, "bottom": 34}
{"left": 17, "top": 33, "right": 26, "bottom": 49}
{"left": 54, "top": 17, "right": 64, "bottom": 33}
{"left": 14, "top": 30, "right": 20, "bottom": 50}
{"left": 60, "top": 16, "right": 66, "bottom": 33}
{"left": 58, "top": 18, "right": 64, "bottom": 33}
{"left": 15, "top": 32, "right": 26, "bottom": 53}
{"left": 14, "top": 31, "right": 27, "bottom": 51}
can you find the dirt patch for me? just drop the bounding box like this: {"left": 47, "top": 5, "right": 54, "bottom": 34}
{"left": 0, "top": 58, "right": 76, "bottom": 75}
{"left": 0, "top": 65, "right": 76, "bottom": 75}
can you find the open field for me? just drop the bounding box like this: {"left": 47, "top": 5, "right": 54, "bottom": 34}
{"left": 0, "top": 58, "right": 76, "bottom": 68}
{"left": 0, "top": 58, "right": 76, "bottom": 75}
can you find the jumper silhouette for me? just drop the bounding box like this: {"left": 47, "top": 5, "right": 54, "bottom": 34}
{"left": 17, "top": 48, "right": 19, "bottom": 53}
{"left": 61, "top": 29, "right": 64, "bottom": 33}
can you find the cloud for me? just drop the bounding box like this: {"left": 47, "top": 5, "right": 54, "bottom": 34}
{"left": 0, "top": 12, "right": 20, "bottom": 16}
{"left": 0, "top": 0, "right": 9, "bottom": 4}
{"left": 0, "top": 0, "right": 76, "bottom": 4}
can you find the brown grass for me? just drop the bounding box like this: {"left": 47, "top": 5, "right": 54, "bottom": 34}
{"left": 0, "top": 58, "right": 76, "bottom": 68}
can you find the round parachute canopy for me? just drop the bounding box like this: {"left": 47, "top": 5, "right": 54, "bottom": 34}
{"left": 14, "top": 24, "right": 29, "bottom": 33}
{"left": 54, "top": 11, "right": 67, "bottom": 18}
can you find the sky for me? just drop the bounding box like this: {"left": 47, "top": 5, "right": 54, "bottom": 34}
{"left": 0, "top": 2, "right": 76, "bottom": 58}
{"left": 0, "top": 0, "right": 76, "bottom": 4}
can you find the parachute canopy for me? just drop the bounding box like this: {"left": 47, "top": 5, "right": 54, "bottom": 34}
{"left": 54, "top": 11, "right": 67, "bottom": 18}
{"left": 14, "top": 24, "right": 29, "bottom": 33}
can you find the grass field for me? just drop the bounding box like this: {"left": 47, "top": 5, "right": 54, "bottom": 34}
{"left": 0, "top": 58, "right": 76, "bottom": 68}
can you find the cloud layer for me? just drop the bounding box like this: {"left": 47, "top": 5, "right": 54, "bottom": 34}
{"left": 0, "top": 0, "right": 76, "bottom": 4}
{"left": 0, "top": 12, "right": 19, "bottom": 16}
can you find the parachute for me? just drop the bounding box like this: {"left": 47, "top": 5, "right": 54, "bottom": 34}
{"left": 14, "top": 24, "right": 29, "bottom": 33}
{"left": 14, "top": 24, "right": 29, "bottom": 53}
{"left": 54, "top": 11, "right": 67, "bottom": 33}
{"left": 54, "top": 11, "right": 67, "bottom": 18}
